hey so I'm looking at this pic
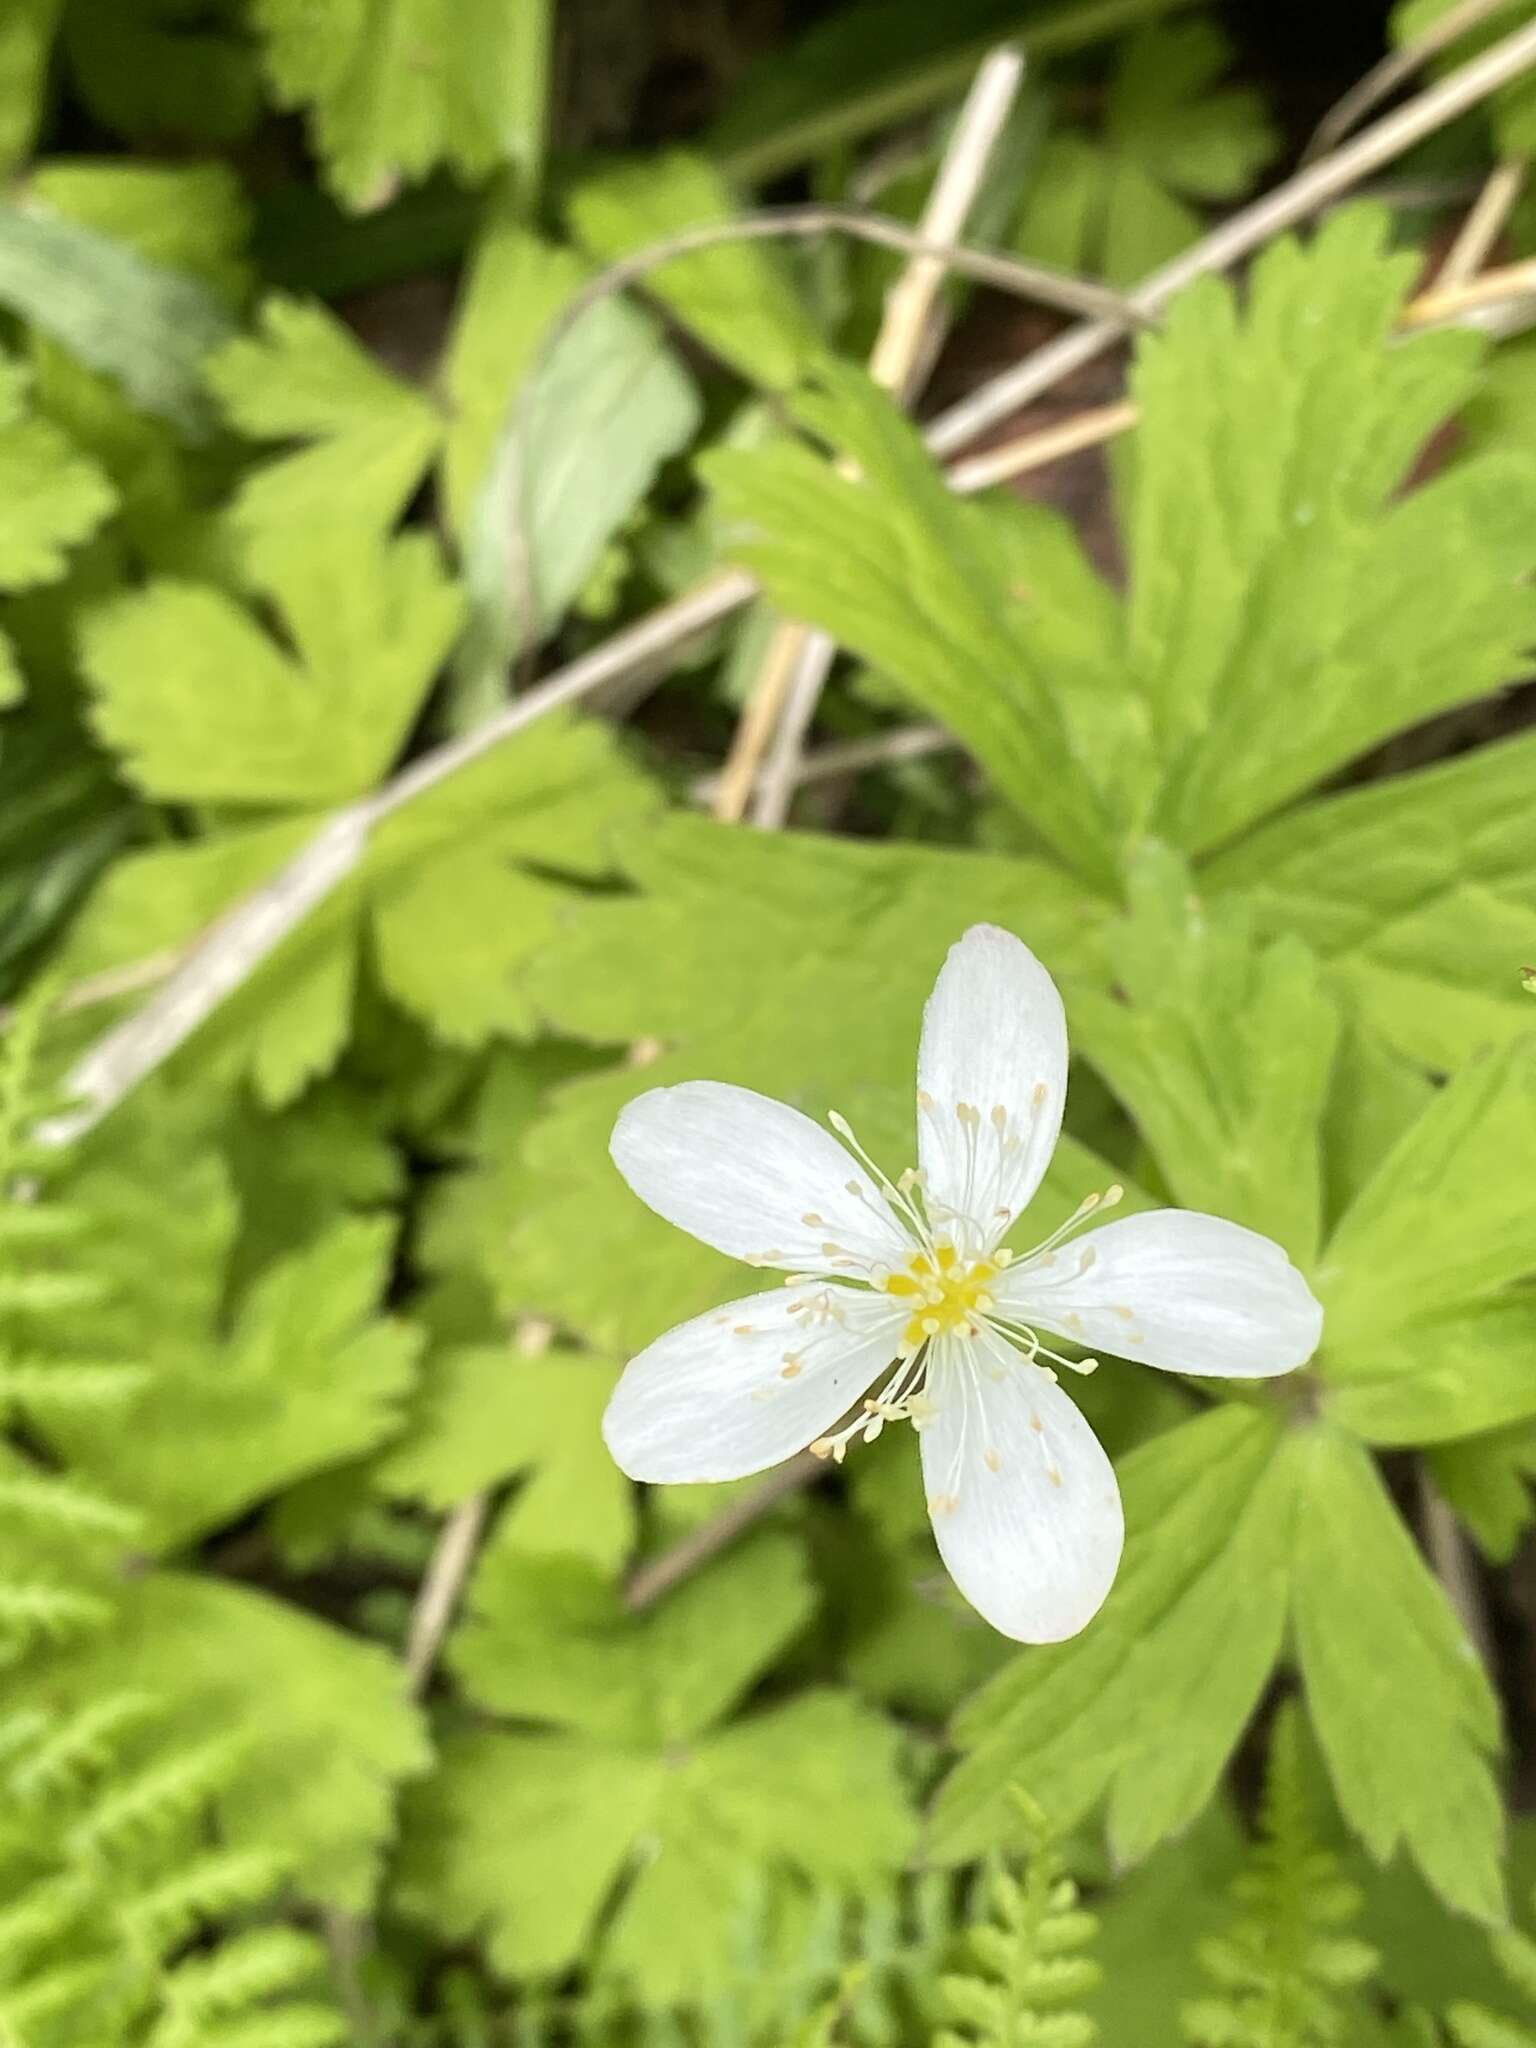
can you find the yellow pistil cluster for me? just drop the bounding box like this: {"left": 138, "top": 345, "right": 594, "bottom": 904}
{"left": 883, "top": 1242, "right": 1006, "bottom": 1352}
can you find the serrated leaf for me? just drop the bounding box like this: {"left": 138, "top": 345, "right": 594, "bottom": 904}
{"left": 1130, "top": 208, "right": 1536, "bottom": 851}
{"left": 205, "top": 297, "right": 443, "bottom": 575}
{"left": 931, "top": 1405, "right": 1288, "bottom": 1864}
{"left": 53, "top": 712, "right": 653, "bottom": 1104}
{"left": 1319, "top": 1040, "right": 1536, "bottom": 1353}
{"left": 0, "top": 407, "right": 116, "bottom": 590}
{"left": 568, "top": 150, "right": 822, "bottom": 390}
{"left": 1292, "top": 1427, "right": 1503, "bottom": 1920}
{"left": 451, "top": 1535, "right": 814, "bottom": 1747}
{"left": 12, "top": 1572, "right": 429, "bottom": 1906}
{"left": 81, "top": 532, "right": 462, "bottom": 807}
{"left": 706, "top": 362, "right": 1120, "bottom": 887}
{"left": 28, "top": 159, "right": 252, "bottom": 294}
{"left": 1207, "top": 729, "right": 1536, "bottom": 1073}
{"left": 0, "top": 200, "right": 236, "bottom": 436}
{"left": 253, "top": 0, "right": 552, "bottom": 210}
{"left": 1072, "top": 846, "right": 1337, "bottom": 1261}
{"left": 378, "top": 1342, "right": 633, "bottom": 1572}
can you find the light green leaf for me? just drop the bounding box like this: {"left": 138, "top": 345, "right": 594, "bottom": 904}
{"left": 80, "top": 533, "right": 462, "bottom": 805}
{"left": 0, "top": 406, "right": 116, "bottom": 590}
{"left": 461, "top": 275, "right": 699, "bottom": 681}
{"left": 253, "top": 0, "right": 553, "bottom": 210}
{"left": 1292, "top": 1427, "right": 1503, "bottom": 1920}
{"left": 706, "top": 362, "right": 1121, "bottom": 886}
{"left": 1319, "top": 1041, "right": 1536, "bottom": 1353}
{"left": 931, "top": 1405, "right": 1289, "bottom": 1864}
{"left": 1322, "top": 1022, "right": 1437, "bottom": 1237}
{"left": 1328, "top": 1298, "right": 1536, "bottom": 1448}
{"left": 568, "top": 150, "right": 822, "bottom": 389}
{"left": 1432, "top": 1427, "right": 1536, "bottom": 1564}
{"left": 1131, "top": 209, "right": 1536, "bottom": 851}
{"left": 1071, "top": 846, "right": 1337, "bottom": 1261}
{"left": 451, "top": 1534, "right": 814, "bottom": 1748}
{"left": 27, "top": 158, "right": 251, "bottom": 292}
{"left": 378, "top": 1342, "right": 633, "bottom": 1573}
{"left": 53, "top": 713, "right": 653, "bottom": 1104}
{"left": 17, "top": 1571, "right": 430, "bottom": 1906}
{"left": 0, "top": 199, "right": 236, "bottom": 436}
{"left": 50, "top": 1204, "right": 419, "bottom": 1549}
{"left": 398, "top": 1729, "right": 665, "bottom": 1980}
{"left": 1207, "top": 729, "right": 1536, "bottom": 1073}
{"left": 205, "top": 296, "right": 443, "bottom": 570}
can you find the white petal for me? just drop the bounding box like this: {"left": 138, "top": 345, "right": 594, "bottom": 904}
{"left": 916, "top": 925, "right": 1067, "bottom": 1243}
{"left": 997, "top": 1210, "right": 1322, "bottom": 1378}
{"left": 604, "top": 1287, "right": 907, "bottom": 1484}
{"left": 611, "top": 1081, "right": 909, "bottom": 1276}
{"left": 918, "top": 1333, "right": 1122, "bottom": 1643}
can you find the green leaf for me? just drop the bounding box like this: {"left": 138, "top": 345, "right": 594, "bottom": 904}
{"left": 253, "top": 0, "right": 553, "bottom": 210}
{"left": 931, "top": 1406, "right": 1290, "bottom": 1865}
{"left": 54, "top": 712, "right": 654, "bottom": 1104}
{"left": 706, "top": 362, "right": 1121, "bottom": 886}
{"left": 378, "top": 1342, "right": 634, "bottom": 1573}
{"left": 398, "top": 1728, "right": 665, "bottom": 1981}
{"left": 1291, "top": 1427, "right": 1503, "bottom": 1920}
{"left": 1207, "top": 730, "right": 1536, "bottom": 1073}
{"left": 26, "top": 159, "right": 252, "bottom": 295}
{"left": 459, "top": 273, "right": 699, "bottom": 693}
{"left": 80, "top": 533, "right": 462, "bottom": 805}
{"left": 1432, "top": 1427, "right": 1536, "bottom": 1565}
{"left": 451, "top": 1535, "right": 814, "bottom": 1748}
{"left": 1072, "top": 846, "right": 1337, "bottom": 1261}
{"left": 1129, "top": 208, "right": 1536, "bottom": 852}
{"left": 0, "top": 368, "right": 116, "bottom": 592}
{"left": 205, "top": 296, "right": 443, "bottom": 574}
{"left": 1319, "top": 1041, "right": 1536, "bottom": 1354}
{"left": 568, "top": 150, "right": 822, "bottom": 389}
{"left": 0, "top": 199, "right": 236, "bottom": 437}
{"left": 15, "top": 1572, "right": 429, "bottom": 1906}
{"left": 400, "top": 1686, "right": 912, "bottom": 1999}
{"left": 1328, "top": 1298, "right": 1536, "bottom": 1448}
{"left": 1016, "top": 20, "right": 1276, "bottom": 285}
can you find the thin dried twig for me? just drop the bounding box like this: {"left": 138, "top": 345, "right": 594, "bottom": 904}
{"left": 403, "top": 1318, "right": 555, "bottom": 1698}
{"left": 1418, "top": 1463, "right": 1496, "bottom": 1668}
{"left": 924, "top": 11, "right": 1536, "bottom": 459}
{"left": 1403, "top": 247, "right": 1536, "bottom": 324}
{"left": 624, "top": 1452, "right": 822, "bottom": 1612}
{"left": 1436, "top": 156, "right": 1527, "bottom": 288}
{"left": 726, "top": 47, "right": 1027, "bottom": 829}
{"left": 1303, "top": 0, "right": 1523, "bottom": 165}
{"left": 694, "top": 721, "right": 955, "bottom": 805}
{"left": 41, "top": 13, "right": 1536, "bottom": 1147}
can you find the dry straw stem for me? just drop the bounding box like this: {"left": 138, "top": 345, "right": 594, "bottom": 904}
{"left": 38, "top": 10, "right": 1536, "bottom": 1150}
{"left": 1302, "top": 0, "right": 1525, "bottom": 165}
{"left": 718, "top": 46, "right": 1028, "bottom": 827}
{"left": 1435, "top": 156, "right": 1528, "bottom": 288}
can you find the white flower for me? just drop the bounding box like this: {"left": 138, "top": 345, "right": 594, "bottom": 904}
{"left": 603, "top": 925, "right": 1323, "bottom": 1644}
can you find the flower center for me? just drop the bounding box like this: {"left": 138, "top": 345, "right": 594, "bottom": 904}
{"left": 883, "top": 1242, "right": 999, "bottom": 1351}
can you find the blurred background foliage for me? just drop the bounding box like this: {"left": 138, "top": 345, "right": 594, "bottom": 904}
{"left": 5, "top": 0, "right": 1536, "bottom": 2042}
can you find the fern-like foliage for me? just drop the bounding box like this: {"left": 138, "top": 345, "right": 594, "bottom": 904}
{"left": 1183, "top": 1704, "right": 1378, "bottom": 2048}
{"left": 0, "top": 1001, "right": 346, "bottom": 2048}
{"left": 932, "top": 1790, "right": 1099, "bottom": 2048}
{"left": 1443, "top": 1883, "right": 1536, "bottom": 2047}
{"left": 0, "top": 1692, "right": 343, "bottom": 2047}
